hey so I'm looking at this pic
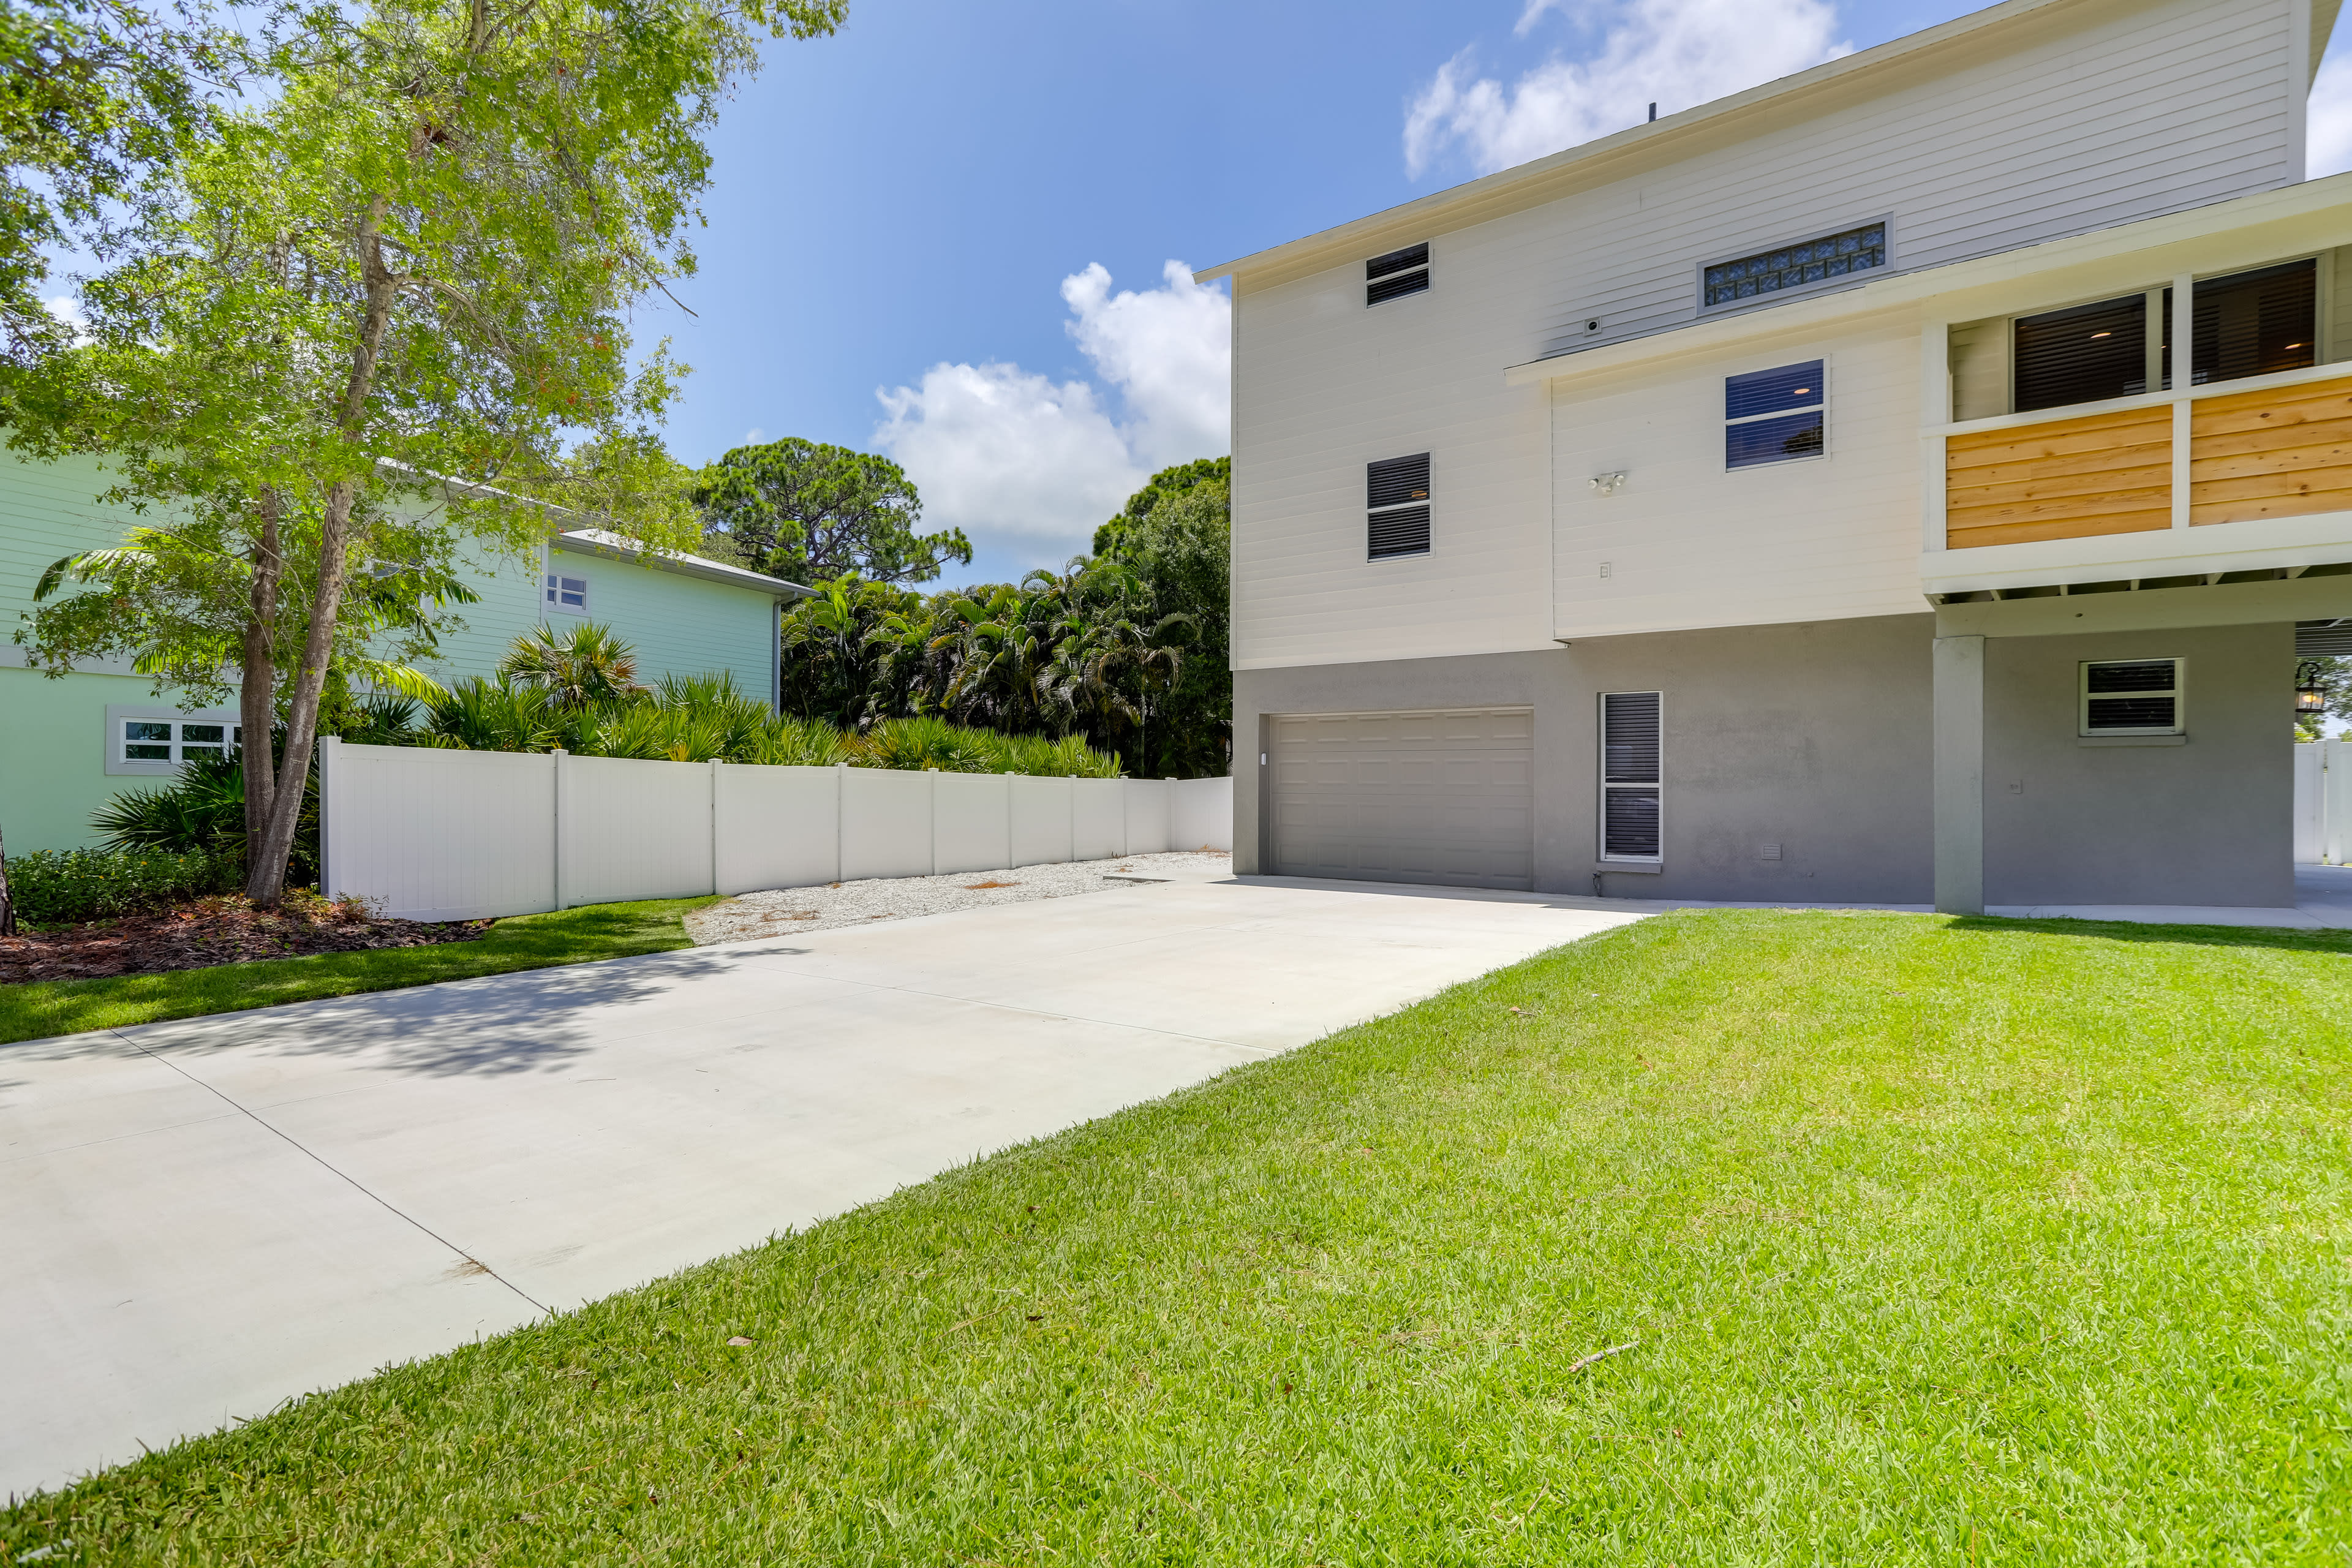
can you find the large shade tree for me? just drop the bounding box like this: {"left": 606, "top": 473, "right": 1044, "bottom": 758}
{"left": 695, "top": 436, "right": 971, "bottom": 585}
{"left": 6, "top": 0, "right": 846, "bottom": 905}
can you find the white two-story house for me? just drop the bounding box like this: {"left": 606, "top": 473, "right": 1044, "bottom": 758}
{"left": 1202, "top": 0, "right": 2352, "bottom": 913}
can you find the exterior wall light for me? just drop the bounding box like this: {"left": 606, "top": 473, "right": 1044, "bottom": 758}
{"left": 2297, "top": 660, "right": 2327, "bottom": 715}
{"left": 1589, "top": 472, "right": 1628, "bottom": 496}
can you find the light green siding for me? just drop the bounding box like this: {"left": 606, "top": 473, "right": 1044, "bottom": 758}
{"left": 1, "top": 455, "right": 786, "bottom": 853}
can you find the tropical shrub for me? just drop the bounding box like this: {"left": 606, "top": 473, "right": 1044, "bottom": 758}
{"left": 7, "top": 846, "right": 242, "bottom": 927}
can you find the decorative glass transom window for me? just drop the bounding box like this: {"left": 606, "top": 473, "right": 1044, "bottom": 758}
{"left": 2080, "top": 658, "right": 2184, "bottom": 737}
{"left": 1704, "top": 222, "right": 1885, "bottom": 307}
{"left": 545, "top": 573, "right": 589, "bottom": 612}
{"left": 1725, "top": 360, "right": 1825, "bottom": 469}
{"left": 118, "top": 715, "right": 242, "bottom": 765}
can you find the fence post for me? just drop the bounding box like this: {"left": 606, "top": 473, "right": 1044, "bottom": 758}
{"left": 551, "top": 748, "right": 568, "bottom": 911}
{"left": 835, "top": 761, "right": 847, "bottom": 884}
{"left": 1067, "top": 775, "right": 1077, "bottom": 864}
{"left": 927, "top": 767, "right": 940, "bottom": 876}
{"left": 709, "top": 757, "right": 723, "bottom": 897}
{"left": 318, "top": 735, "right": 340, "bottom": 897}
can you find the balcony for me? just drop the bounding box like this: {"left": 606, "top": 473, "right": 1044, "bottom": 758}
{"left": 1944, "top": 369, "right": 2352, "bottom": 549}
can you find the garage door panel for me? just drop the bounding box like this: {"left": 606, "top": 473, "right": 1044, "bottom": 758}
{"left": 1268, "top": 707, "right": 1534, "bottom": 891}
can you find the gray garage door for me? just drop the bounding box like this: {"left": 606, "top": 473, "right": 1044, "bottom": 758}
{"left": 1268, "top": 707, "right": 1534, "bottom": 890}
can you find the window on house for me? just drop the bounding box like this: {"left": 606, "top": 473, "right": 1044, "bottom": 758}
{"left": 545, "top": 573, "right": 589, "bottom": 613}
{"left": 2192, "top": 260, "right": 2316, "bottom": 386}
{"left": 2080, "top": 658, "right": 2183, "bottom": 736}
{"left": 1703, "top": 222, "right": 1885, "bottom": 308}
{"left": 1600, "top": 692, "right": 1662, "bottom": 861}
{"left": 1725, "top": 360, "right": 1825, "bottom": 469}
{"left": 1366, "top": 452, "right": 1431, "bottom": 559}
{"left": 116, "top": 715, "right": 243, "bottom": 766}
{"left": 1366, "top": 242, "right": 1430, "bottom": 306}
{"left": 2013, "top": 294, "right": 2155, "bottom": 412}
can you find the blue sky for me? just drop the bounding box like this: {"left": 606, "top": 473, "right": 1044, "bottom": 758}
{"left": 644, "top": 0, "right": 2352, "bottom": 587}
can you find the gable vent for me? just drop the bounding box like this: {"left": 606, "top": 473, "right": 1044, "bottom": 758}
{"left": 1366, "top": 242, "right": 1430, "bottom": 306}
{"left": 1366, "top": 453, "right": 1431, "bottom": 560}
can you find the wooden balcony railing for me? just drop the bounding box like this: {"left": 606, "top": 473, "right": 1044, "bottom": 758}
{"left": 1943, "top": 373, "right": 2352, "bottom": 549}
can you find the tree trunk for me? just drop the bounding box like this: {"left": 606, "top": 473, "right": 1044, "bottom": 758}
{"left": 238, "top": 489, "right": 283, "bottom": 872}
{"left": 0, "top": 821, "right": 16, "bottom": 938}
{"left": 246, "top": 200, "right": 398, "bottom": 908}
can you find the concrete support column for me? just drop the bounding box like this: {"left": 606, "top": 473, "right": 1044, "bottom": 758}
{"left": 1933, "top": 634, "right": 1986, "bottom": 915}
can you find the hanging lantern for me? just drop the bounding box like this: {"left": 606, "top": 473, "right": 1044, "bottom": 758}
{"left": 2297, "top": 660, "right": 2328, "bottom": 715}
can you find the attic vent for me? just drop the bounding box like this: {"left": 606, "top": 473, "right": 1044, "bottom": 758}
{"left": 1366, "top": 243, "right": 1430, "bottom": 306}
{"left": 1366, "top": 453, "right": 1431, "bottom": 560}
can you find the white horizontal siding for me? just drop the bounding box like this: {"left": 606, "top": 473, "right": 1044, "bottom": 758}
{"left": 1550, "top": 320, "right": 1924, "bottom": 638}
{"left": 1232, "top": 0, "right": 2303, "bottom": 669}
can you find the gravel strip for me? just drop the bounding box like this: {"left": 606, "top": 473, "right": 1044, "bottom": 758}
{"left": 684, "top": 851, "right": 1234, "bottom": 945}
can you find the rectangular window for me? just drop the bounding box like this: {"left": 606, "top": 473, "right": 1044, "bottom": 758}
{"left": 1366, "top": 242, "right": 1429, "bottom": 306}
{"left": 1600, "top": 691, "right": 1662, "bottom": 861}
{"left": 1725, "top": 360, "right": 1824, "bottom": 469}
{"left": 545, "top": 573, "right": 589, "bottom": 612}
{"left": 1366, "top": 453, "right": 1431, "bottom": 559}
{"left": 2080, "top": 658, "right": 2183, "bottom": 736}
{"left": 2013, "top": 293, "right": 2153, "bottom": 413}
{"left": 2192, "top": 260, "right": 2316, "bottom": 386}
{"left": 1703, "top": 222, "right": 1885, "bottom": 309}
{"left": 115, "top": 715, "right": 243, "bottom": 767}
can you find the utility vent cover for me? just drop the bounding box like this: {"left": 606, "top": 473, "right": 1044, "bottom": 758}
{"left": 1366, "top": 243, "right": 1430, "bottom": 306}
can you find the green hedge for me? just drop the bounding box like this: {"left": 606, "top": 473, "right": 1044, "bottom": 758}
{"left": 6, "top": 846, "right": 243, "bottom": 929}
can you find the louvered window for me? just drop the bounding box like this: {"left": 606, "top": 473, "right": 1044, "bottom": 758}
{"left": 2192, "top": 260, "right": 2316, "bottom": 386}
{"left": 1725, "top": 361, "right": 1824, "bottom": 469}
{"left": 2080, "top": 658, "right": 2183, "bottom": 737}
{"left": 1366, "top": 242, "right": 1430, "bottom": 306}
{"left": 2013, "top": 294, "right": 2154, "bottom": 413}
{"left": 1703, "top": 222, "right": 1884, "bottom": 309}
{"left": 1600, "top": 692, "right": 1662, "bottom": 861}
{"left": 1366, "top": 453, "right": 1431, "bottom": 560}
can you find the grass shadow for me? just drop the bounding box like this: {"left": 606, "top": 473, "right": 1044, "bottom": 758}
{"left": 1945, "top": 913, "right": 2352, "bottom": 954}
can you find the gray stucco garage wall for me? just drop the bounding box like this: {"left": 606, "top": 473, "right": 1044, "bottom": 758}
{"left": 1234, "top": 613, "right": 1936, "bottom": 903}
{"left": 1981, "top": 621, "right": 2291, "bottom": 908}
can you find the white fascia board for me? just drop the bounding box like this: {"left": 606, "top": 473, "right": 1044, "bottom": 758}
{"left": 1934, "top": 573, "right": 2352, "bottom": 636}
{"left": 551, "top": 528, "right": 812, "bottom": 600}
{"left": 1197, "top": 0, "right": 2102, "bottom": 288}
{"left": 1921, "top": 513, "right": 2352, "bottom": 596}
{"left": 1507, "top": 173, "right": 2352, "bottom": 389}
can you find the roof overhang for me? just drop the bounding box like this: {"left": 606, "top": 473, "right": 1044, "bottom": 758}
{"left": 552, "top": 529, "right": 811, "bottom": 600}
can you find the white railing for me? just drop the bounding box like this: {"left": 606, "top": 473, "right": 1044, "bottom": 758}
{"left": 318, "top": 737, "right": 1234, "bottom": 921}
{"left": 2294, "top": 739, "right": 2352, "bottom": 865}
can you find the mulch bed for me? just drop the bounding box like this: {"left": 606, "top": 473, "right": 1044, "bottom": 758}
{"left": 0, "top": 894, "right": 494, "bottom": 984}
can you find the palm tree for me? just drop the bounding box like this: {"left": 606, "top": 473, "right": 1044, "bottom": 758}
{"left": 497, "top": 622, "right": 647, "bottom": 710}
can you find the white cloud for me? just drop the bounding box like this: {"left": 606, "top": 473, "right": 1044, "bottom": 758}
{"left": 43, "top": 293, "right": 91, "bottom": 345}
{"left": 743, "top": 426, "right": 766, "bottom": 444}
{"left": 875, "top": 262, "right": 1230, "bottom": 560}
{"left": 1405, "top": 0, "right": 1852, "bottom": 179}
{"left": 2311, "top": 49, "right": 2352, "bottom": 178}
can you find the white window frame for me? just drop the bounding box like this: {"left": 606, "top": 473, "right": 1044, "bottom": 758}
{"left": 1724, "top": 359, "right": 1829, "bottom": 472}
{"left": 2079, "top": 658, "right": 2185, "bottom": 737}
{"left": 104, "top": 704, "right": 244, "bottom": 777}
{"left": 545, "top": 571, "right": 591, "bottom": 615}
{"left": 1598, "top": 690, "right": 1664, "bottom": 865}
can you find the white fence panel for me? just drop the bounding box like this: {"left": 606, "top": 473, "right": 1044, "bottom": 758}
{"left": 2327, "top": 740, "right": 2352, "bottom": 867}
{"left": 1123, "top": 778, "right": 1172, "bottom": 856}
{"left": 841, "top": 767, "right": 933, "bottom": 881}
{"left": 559, "top": 754, "right": 714, "bottom": 907}
{"left": 1072, "top": 778, "right": 1126, "bottom": 861}
{"left": 1008, "top": 775, "right": 1072, "bottom": 866}
{"left": 715, "top": 763, "right": 839, "bottom": 894}
{"left": 321, "top": 739, "right": 555, "bottom": 921}
{"left": 1170, "top": 775, "right": 1232, "bottom": 851}
{"left": 2296, "top": 744, "right": 2324, "bottom": 864}
{"left": 934, "top": 772, "right": 1012, "bottom": 875}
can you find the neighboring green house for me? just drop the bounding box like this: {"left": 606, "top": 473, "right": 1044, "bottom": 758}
{"left": 1, "top": 453, "right": 808, "bottom": 853}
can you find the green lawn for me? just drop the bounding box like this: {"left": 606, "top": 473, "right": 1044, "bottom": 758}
{"left": 0, "top": 895, "right": 721, "bottom": 1044}
{"left": 7, "top": 908, "right": 2351, "bottom": 1564}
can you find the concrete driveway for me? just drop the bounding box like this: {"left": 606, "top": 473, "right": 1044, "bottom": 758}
{"left": 2, "top": 874, "right": 1643, "bottom": 1498}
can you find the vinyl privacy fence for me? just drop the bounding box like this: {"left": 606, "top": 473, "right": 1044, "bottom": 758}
{"left": 318, "top": 737, "right": 1235, "bottom": 921}
{"left": 2294, "top": 739, "right": 2352, "bottom": 864}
